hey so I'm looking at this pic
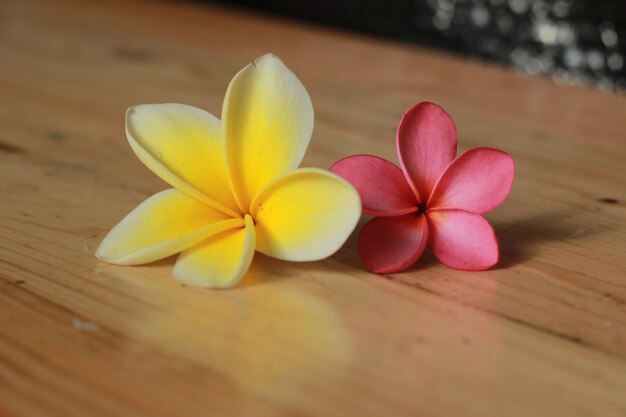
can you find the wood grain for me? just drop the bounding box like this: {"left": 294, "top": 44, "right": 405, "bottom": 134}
{"left": 1, "top": 0, "right": 625, "bottom": 416}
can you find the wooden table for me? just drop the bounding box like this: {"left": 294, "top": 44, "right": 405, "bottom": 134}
{"left": 1, "top": 0, "right": 625, "bottom": 416}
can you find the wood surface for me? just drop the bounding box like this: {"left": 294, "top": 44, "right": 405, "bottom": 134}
{"left": 1, "top": 0, "right": 626, "bottom": 416}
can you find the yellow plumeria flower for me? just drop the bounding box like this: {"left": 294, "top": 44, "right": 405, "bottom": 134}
{"left": 96, "top": 54, "right": 361, "bottom": 288}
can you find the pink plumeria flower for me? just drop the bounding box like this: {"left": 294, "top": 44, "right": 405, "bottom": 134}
{"left": 331, "top": 102, "right": 515, "bottom": 273}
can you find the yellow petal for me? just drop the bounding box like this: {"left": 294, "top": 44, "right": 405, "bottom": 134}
{"left": 222, "top": 54, "right": 314, "bottom": 212}
{"left": 173, "top": 215, "right": 256, "bottom": 288}
{"left": 96, "top": 189, "right": 243, "bottom": 265}
{"left": 251, "top": 168, "right": 361, "bottom": 261}
{"left": 126, "top": 103, "right": 240, "bottom": 217}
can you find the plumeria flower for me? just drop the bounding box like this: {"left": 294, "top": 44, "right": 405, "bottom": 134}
{"left": 331, "top": 102, "right": 514, "bottom": 273}
{"left": 97, "top": 54, "right": 361, "bottom": 288}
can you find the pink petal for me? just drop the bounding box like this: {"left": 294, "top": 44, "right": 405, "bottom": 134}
{"left": 397, "top": 102, "right": 457, "bottom": 204}
{"left": 426, "top": 209, "right": 499, "bottom": 270}
{"left": 331, "top": 155, "right": 418, "bottom": 216}
{"left": 358, "top": 214, "right": 429, "bottom": 273}
{"left": 428, "top": 148, "right": 514, "bottom": 214}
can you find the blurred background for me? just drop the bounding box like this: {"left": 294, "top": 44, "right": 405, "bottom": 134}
{"left": 208, "top": 0, "right": 626, "bottom": 92}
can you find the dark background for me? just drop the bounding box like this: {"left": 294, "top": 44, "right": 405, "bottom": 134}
{"left": 208, "top": 0, "right": 626, "bottom": 92}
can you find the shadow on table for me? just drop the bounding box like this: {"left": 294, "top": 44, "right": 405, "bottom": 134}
{"left": 493, "top": 205, "right": 608, "bottom": 269}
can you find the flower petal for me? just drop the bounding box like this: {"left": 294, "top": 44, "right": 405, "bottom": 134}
{"left": 96, "top": 189, "right": 243, "bottom": 265}
{"left": 427, "top": 209, "right": 499, "bottom": 270}
{"left": 428, "top": 148, "right": 515, "bottom": 214}
{"left": 397, "top": 102, "right": 457, "bottom": 204}
{"left": 251, "top": 168, "right": 361, "bottom": 261}
{"left": 222, "top": 54, "right": 314, "bottom": 212}
{"left": 358, "top": 214, "right": 429, "bottom": 274}
{"left": 330, "top": 154, "right": 418, "bottom": 216}
{"left": 126, "top": 104, "right": 240, "bottom": 217}
{"left": 173, "top": 215, "right": 255, "bottom": 288}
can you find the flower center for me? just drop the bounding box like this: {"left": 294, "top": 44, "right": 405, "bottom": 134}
{"left": 417, "top": 203, "right": 427, "bottom": 215}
